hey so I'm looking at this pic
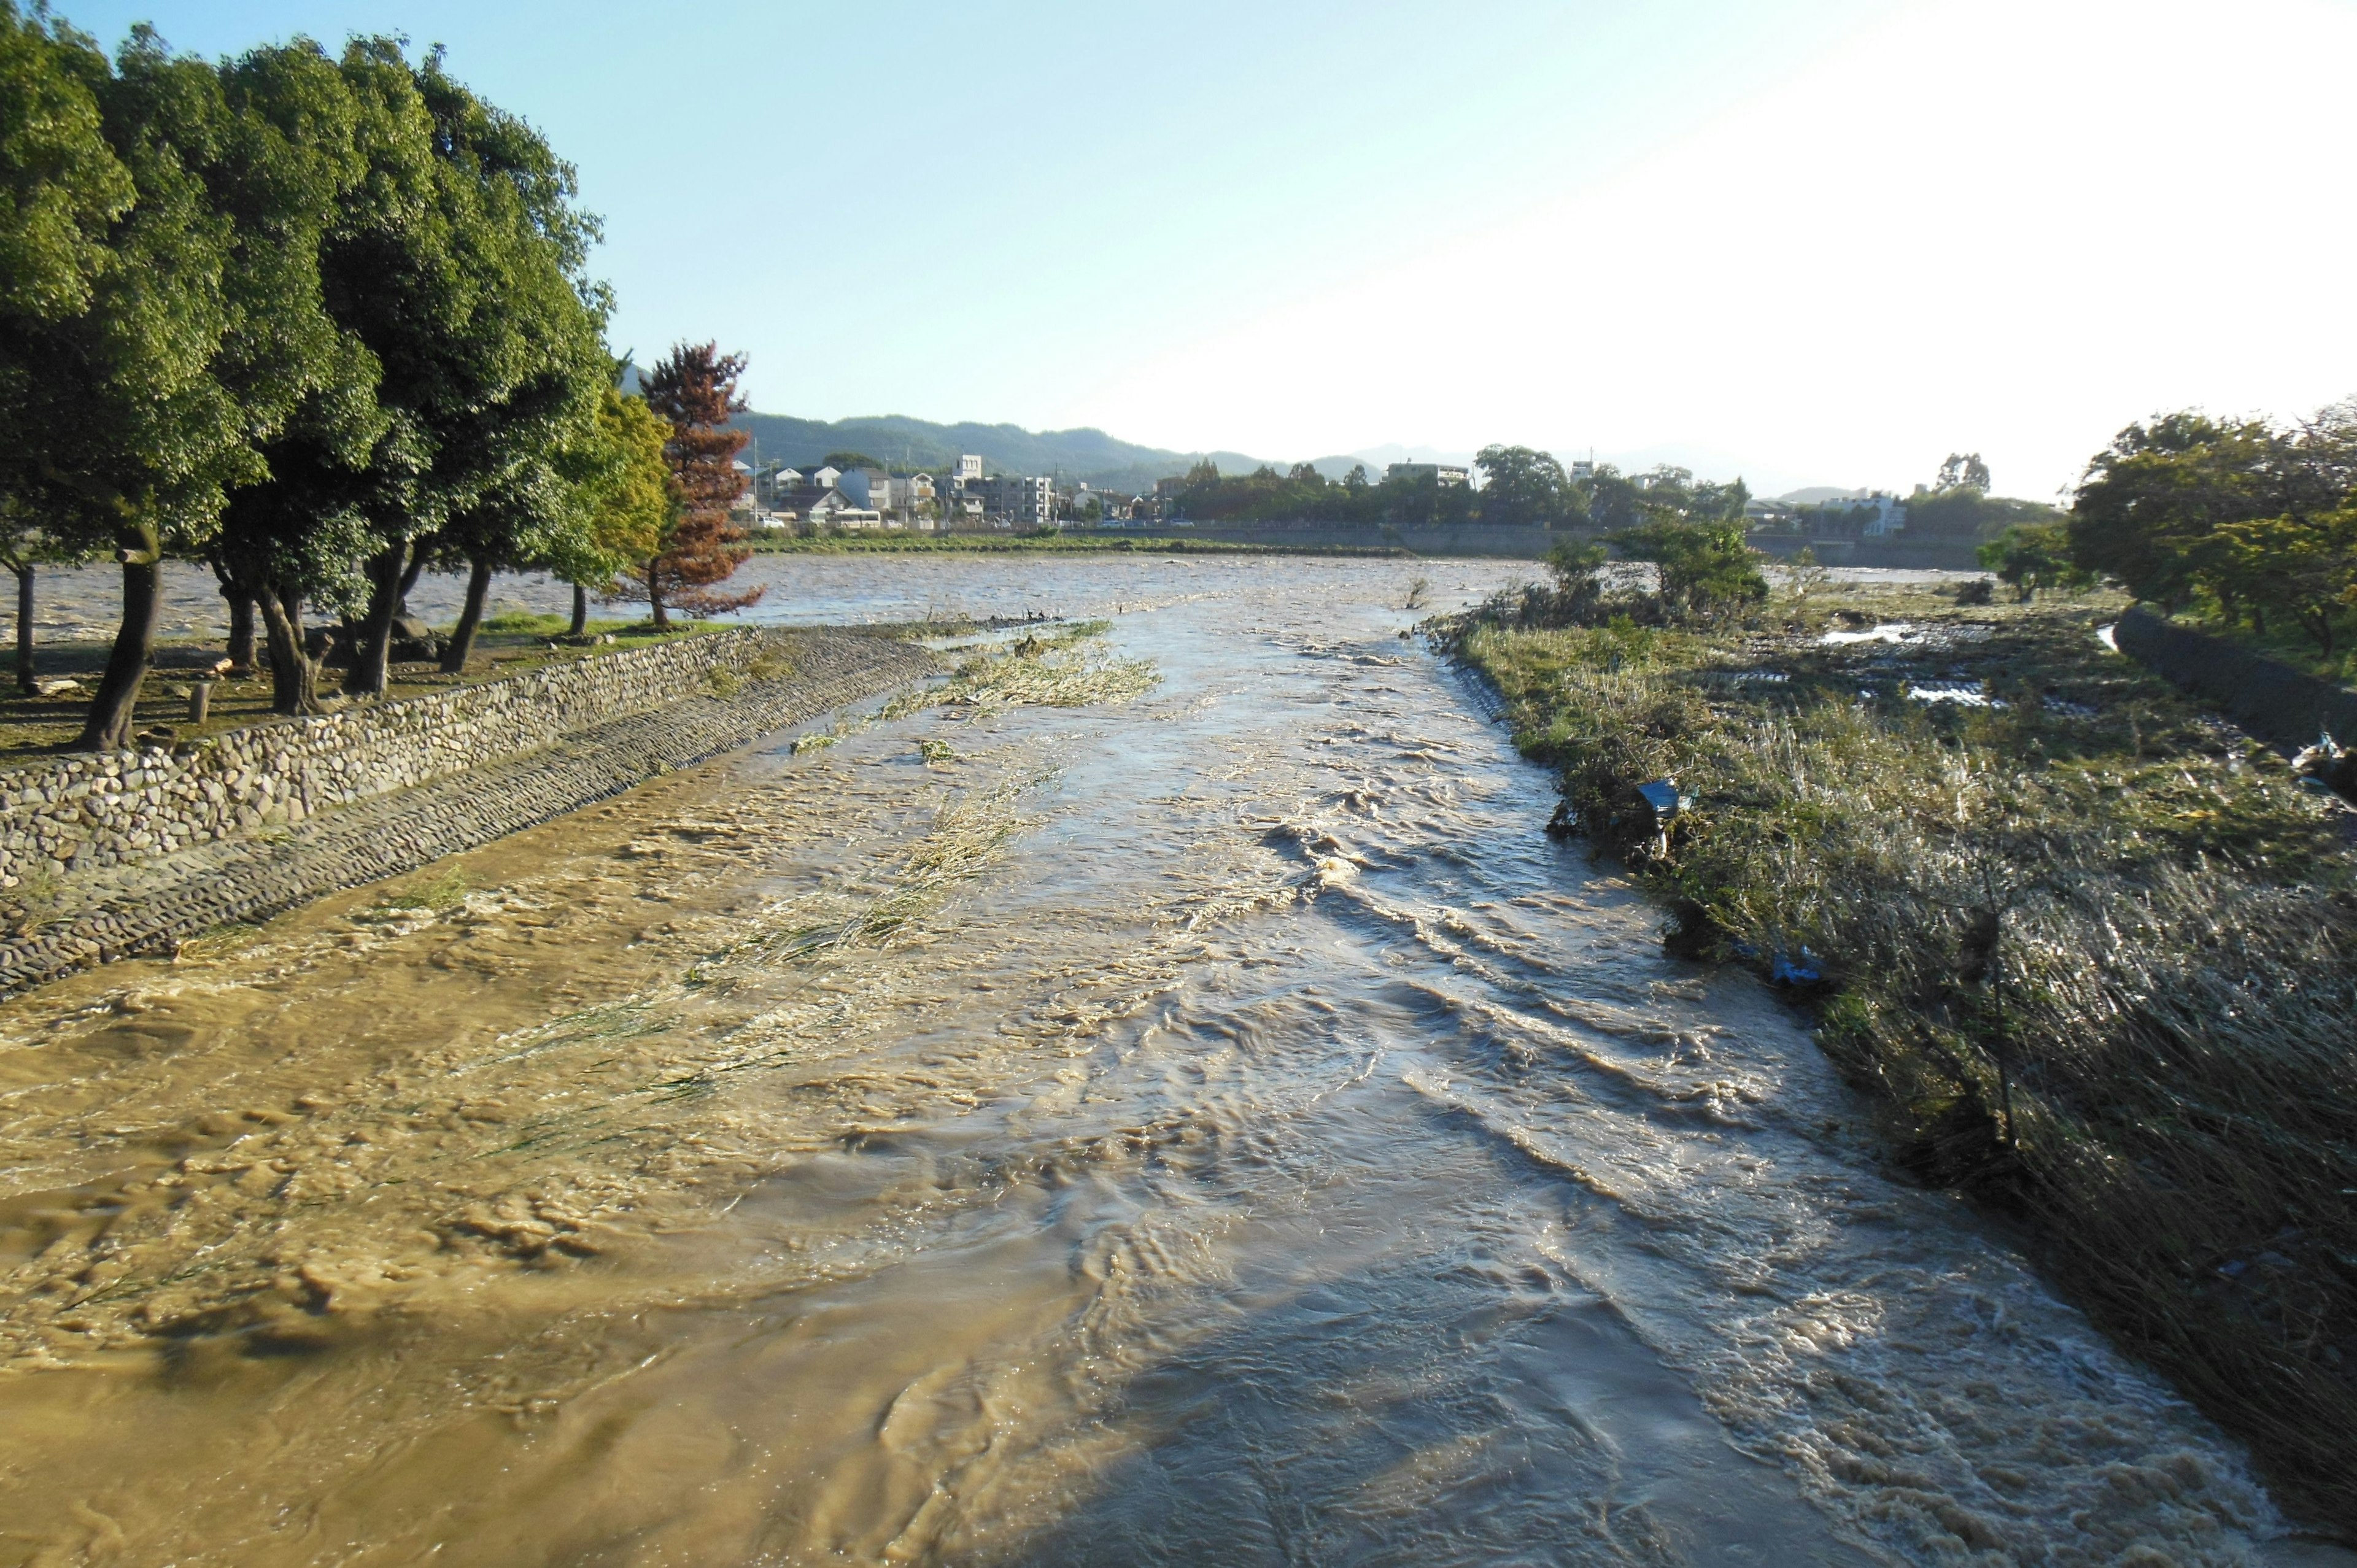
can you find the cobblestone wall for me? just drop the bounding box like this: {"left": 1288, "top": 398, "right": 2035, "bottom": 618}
{"left": 0, "top": 628, "right": 800, "bottom": 892}
{"left": 0, "top": 631, "right": 938, "bottom": 996}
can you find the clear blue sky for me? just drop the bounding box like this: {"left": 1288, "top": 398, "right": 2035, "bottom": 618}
{"left": 52, "top": 0, "right": 2357, "bottom": 495}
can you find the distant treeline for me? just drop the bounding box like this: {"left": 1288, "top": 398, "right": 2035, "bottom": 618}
{"left": 1163, "top": 448, "right": 1754, "bottom": 530}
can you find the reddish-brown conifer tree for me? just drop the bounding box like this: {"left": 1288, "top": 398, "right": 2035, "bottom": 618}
{"left": 620, "top": 342, "right": 764, "bottom": 627}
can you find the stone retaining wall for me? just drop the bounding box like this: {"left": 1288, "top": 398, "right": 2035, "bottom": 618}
{"left": 0, "top": 631, "right": 938, "bottom": 997}
{"left": 0, "top": 628, "right": 795, "bottom": 894}
{"left": 2114, "top": 608, "right": 2357, "bottom": 747}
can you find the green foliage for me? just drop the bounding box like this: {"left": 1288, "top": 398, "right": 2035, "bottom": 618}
{"left": 1977, "top": 522, "right": 2095, "bottom": 601}
{"left": 0, "top": 4, "right": 131, "bottom": 325}
{"left": 1904, "top": 489, "right": 2059, "bottom": 542}
{"left": 546, "top": 385, "right": 672, "bottom": 593}
{"left": 1609, "top": 518, "right": 1768, "bottom": 622}
{"left": 2067, "top": 404, "right": 2357, "bottom": 657}
{"left": 1474, "top": 444, "right": 1567, "bottom": 527}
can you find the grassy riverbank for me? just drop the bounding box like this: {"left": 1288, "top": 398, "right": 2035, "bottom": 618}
{"left": 1449, "top": 581, "right": 2357, "bottom": 1533}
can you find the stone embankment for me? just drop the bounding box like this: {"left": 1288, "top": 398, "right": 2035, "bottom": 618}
{"left": 0, "top": 628, "right": 819, "bottom": 891}
{"left": 0, "top": 630, "right": 936, "bottom": 997}
{"left": 2114, "top": 607, "right": 2357, "bottom": 748}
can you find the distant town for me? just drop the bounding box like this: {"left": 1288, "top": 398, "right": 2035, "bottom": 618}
{"left": 740, "top": 443, "right": 2018, "bottom": 563}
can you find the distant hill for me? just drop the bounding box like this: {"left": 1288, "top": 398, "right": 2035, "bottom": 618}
{"left": 726, "top": 410, "right": 1279, "bottom": 494}
{"left": 1778, "top": 486, "right": 1877, "bottom": 506}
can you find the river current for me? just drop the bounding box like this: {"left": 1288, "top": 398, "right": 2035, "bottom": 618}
{"left": 0, "top": 555, "right": 2318, "bottom": 1565}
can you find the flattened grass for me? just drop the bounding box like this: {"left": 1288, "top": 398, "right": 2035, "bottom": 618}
{"left": 1452, "top": 585, "right": 2357, "bottom": 1534}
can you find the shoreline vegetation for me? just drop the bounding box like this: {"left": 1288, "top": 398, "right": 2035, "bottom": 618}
{"left": 1444, "top": 571, "right": 2357, "bottom": 1533}
{"left": 746, "top": 530, "right": 1407, "bottom": 557}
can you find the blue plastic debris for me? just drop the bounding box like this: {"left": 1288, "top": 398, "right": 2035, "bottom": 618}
{"left": 1770, "top": 950, "right": 1823, "bottom": 985}
{"left": 1636, "top": 779, "right": 1683, "bottom": 820}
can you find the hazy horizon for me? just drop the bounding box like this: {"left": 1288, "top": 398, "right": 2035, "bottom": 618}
{"left": 58, "top": 0, "right": 2357, "bottom": 502}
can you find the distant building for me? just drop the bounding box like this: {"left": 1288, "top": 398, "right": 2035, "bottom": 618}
{"left": 780, "top": 485, "right": 882, "bottom": 529}
{"left": 1386, "top": 462, "right": 1469, "bottom": 486}
{"left": 837, "top": 468, "right": 889, "bottom": 509}
{"left": 954, "top": 454, "right": 984, "bottom": 483}
{"left": 1855, "top": 492, "right": 1906, "bottom": 538}
{"left": 1569, "top": 458, "right": 1595, "bottom": 481}
{"left": 976, "top": 473, "right": 1055, "bottom": 529}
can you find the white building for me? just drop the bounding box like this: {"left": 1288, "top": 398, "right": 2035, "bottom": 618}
{"left": 1386, "top": 462, "right": 1469, "bottom": 486}
{"left": 1854, "top": 492, "right": 1906, "bottom": 537}
{"left": 976, "top": 473, "right": 1055, "bottom": 528}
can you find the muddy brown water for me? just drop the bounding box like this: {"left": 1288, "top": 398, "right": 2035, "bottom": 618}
{"left": 0, "top": 557, "right": 2326, "bottom": 1565}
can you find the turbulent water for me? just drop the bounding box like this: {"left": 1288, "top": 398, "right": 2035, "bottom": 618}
{"left": 0, "top": 557, "right": 2322, "bottom": 1566}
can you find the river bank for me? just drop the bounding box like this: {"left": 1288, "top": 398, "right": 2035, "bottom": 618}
{"left": 1447, "top": 578, "right": 2357, "bottom": 1536}
{"left": 0, "top": 631, "right": 938, "bottom": 997}
{"left": 0, "top": 555, "right": 2334, "bottom": 1565}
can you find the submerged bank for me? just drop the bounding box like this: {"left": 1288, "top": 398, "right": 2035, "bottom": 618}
{"left": 0, "top": 631, "right": 938, "bottom": 997}
{"left": 0, "top": 557, "right": 2332, "bottom": 1565}
{"left": 1449, "top": 579, "right": 2357, "bottom": 1536}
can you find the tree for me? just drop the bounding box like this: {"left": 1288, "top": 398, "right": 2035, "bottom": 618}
{"left": 1582, "top": 463, "right": 1645, "bottom": 532}
{"left": 2208, "top": 509, "right": 2357, "bottom": 655}
{"left": 204, "top": 36, "right": 414, "bottom": 716}
{"left": 618, "top": 341, "right": 762, "bottom": 628}
{"left": 0, "top": 498, "right": 81, "bottom": 695}
{"left": 311, "top": 42, "right": 607, "bottom": 697}
{"left": 1937, "top": 452, "right": 1992, "bottom": 493}
{"left": 821, "top": 449, "right": 883, "bottom": 471}
{"left": 1475, "top": 444, "right": 1567, "bottom": 528}
{"left": 1977, "top": 522, "right": 2094, "bottom": 602}
{"left": 2067, "top": 413, "right": 2276, "bottom": 609}
{"left": 1612, "top": 518, "right": 1768, "bottom": 623}
{"left": 4, "top": 21, "right": 349, "bottom": 750}
{"left": 1543, "top": 537, "right": 1608, "bottom": 620}
{"left": 548, "top": 385, "right": 670, "bottom": 636}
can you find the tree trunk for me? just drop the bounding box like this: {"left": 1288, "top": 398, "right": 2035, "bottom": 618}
{"left": 648, "top": 560, "right": 669, "bottom": 631}
{"left": 225, "top": 589, "right": 257, "bottom": 671}
{"left": 439, "top": 557, "right": 493, "bottom": 674}
{"left": 77, "top": 527, "right": 162, "bottom": 752}
{"left": 344, "top": 541, "right": 408, "bottom": 698}
{"left": 396, "top": 544, "right": 427, "bottom": 614}
{"left": 256, "top": 584, "right": 327, "bottom": 715}
{"left": 568, "top": 581, "right": 589, "bottom": 638}
{"left": 14, "top": 563, "right": 33, "bottom": 698}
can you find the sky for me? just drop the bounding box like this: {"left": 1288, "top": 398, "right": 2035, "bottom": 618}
{"left": 58, "top": 0, "right": 2357, "bottom": 498}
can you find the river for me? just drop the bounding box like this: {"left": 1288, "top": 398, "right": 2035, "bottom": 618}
{"left": 0, "top": 555, "right": 2318, "bottom": 1565}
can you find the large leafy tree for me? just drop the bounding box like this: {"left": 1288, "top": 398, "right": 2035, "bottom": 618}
{"left": 0, "top": 2, "right": 115, "bottom": 705}
{"left": 409, "top": 53, "right": 610, "bottom": 675}
{"left": 2067, "top": 414, "right": 2277, "bottom": 610}
{"left": 1474, "top": 444, "right": 1567, "bottom": 528}
{"left": 618, "top": 341, "right": 762, "bottom": 628}
{"left": 207, "top": 36, "right": 399, "bottom": 714}
{"left": 0, "top": 17, "right": 263, "bottom": 750}
{"left": 323, "top": 41, "right": 606, "bottom": 697}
